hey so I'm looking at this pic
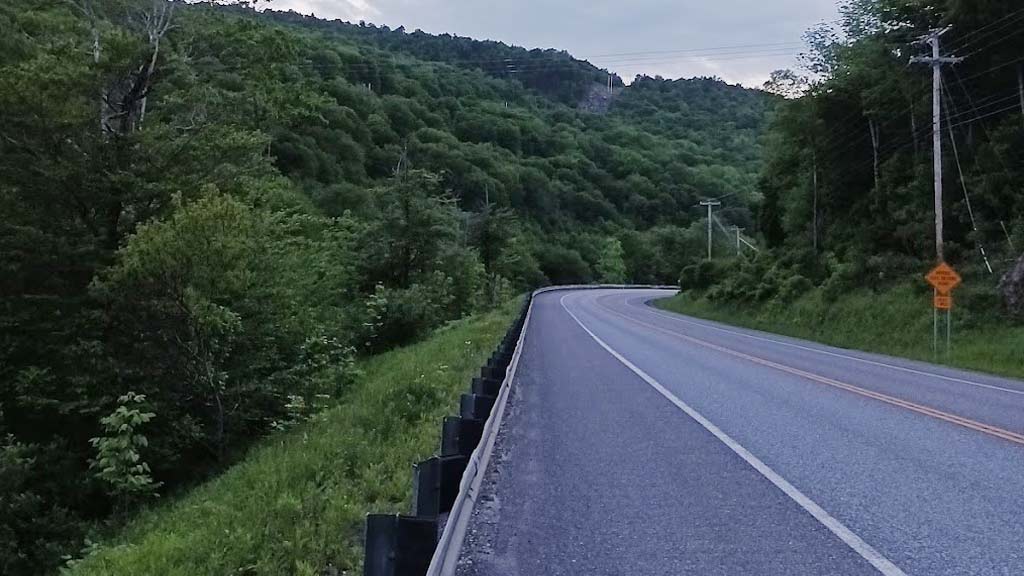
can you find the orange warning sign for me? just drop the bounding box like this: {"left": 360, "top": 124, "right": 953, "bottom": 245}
{"left": 934, "top": 294, "right": 953, "bottom": 310}
{"left": 926, "top": 262, "right": 962, "bottom": 295}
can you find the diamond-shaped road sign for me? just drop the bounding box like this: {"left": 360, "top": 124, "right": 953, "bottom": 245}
{"left": 926, "top": 262, "right": 962, "bottom": 295}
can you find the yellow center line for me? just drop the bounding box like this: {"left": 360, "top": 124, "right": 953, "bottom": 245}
{"left": 593, "top": 298, "right": 1024, "bottom": 447}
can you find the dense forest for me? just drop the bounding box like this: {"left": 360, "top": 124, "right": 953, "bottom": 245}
{"left": 0, "top": 1, "right": 770, "bottom": 573}
{"left": 691, "top": 0, "right": 1024, "bottom": 312}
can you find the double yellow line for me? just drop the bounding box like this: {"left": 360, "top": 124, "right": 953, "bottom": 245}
{"left": 597, "top": 300, "right": 1024, "bottom": 447}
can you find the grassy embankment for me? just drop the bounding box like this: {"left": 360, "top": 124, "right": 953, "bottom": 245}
{"left": 656, "top": 283, "right": 1024, "bottom": 380}
{"left": 69, "top": 299, "right": 519, "bottom": 576}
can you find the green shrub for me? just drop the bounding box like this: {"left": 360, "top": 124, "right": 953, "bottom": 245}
{"left": 778, "top": 274, "right": 814, "bottom": 303}
{"left": 0, "top": 437, "right": 80, "bottom": 576}
{"left": 679, "top": 260, "right": 724, "bottom": 291}
{"left": 538, "top": 246, "right": 591, "bottom": 285}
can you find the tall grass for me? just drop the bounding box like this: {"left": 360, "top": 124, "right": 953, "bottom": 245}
{"left": 68, "top": 299, "right": 519, "bottom": 576}
{"left": 656, "top": 284, "right": 1024, "bottom": 380}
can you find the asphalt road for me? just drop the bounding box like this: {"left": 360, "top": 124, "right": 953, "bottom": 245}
{"left": 456, "top": 288, "right": 1024, "bottom": 576}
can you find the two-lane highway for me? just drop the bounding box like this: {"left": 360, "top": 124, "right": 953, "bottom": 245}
{"left": 457, "top": 288, "right": 1024, "bottom": 576}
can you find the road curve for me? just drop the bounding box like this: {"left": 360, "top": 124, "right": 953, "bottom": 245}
{"left": 456, "top": 288, "right": 1024, "bottom": 576}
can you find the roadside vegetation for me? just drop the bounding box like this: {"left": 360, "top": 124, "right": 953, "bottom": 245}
{"left": 65, "top": 299, "right": 518, "bottom": 576}
{"left": 661, "top": 257, "right": 1024, "bottom": 379}
{"left": 676, "top": 0, "right": 1024, "bottom": 375}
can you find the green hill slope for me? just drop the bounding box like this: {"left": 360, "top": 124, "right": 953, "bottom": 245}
{"left": 67, "top": 300, "right": 519, "bottom": 576}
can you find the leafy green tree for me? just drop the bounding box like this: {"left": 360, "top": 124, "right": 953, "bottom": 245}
{"left": 596, "top": 237, "right": 627, "bottom": 283}
{"left": 365, "top": 170, "right": 462, "bottom": 288}
{"left": 89, "top": 393, "right": 161, "bottom": 506}
{"left": 538, "top": 246, "right": 592, "bottom": 285}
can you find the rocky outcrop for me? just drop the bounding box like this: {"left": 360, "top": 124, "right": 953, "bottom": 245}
{"left": 999, "top": 253, "right": 1024, "bottom": 318}
{"left": 578, "top": 82, "right": 623, "bottom": 114}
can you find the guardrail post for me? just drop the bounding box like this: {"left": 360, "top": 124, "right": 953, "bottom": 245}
{"left": 413, "top": 455, "right": 469, "bottom": 517}
{"left": 441, "top": 416, "right": 484, "bottom": 458}
{"left": 471, "top": 376, "right": 501, "bottom": 397}
{"left": 480, "top": 364, "right": 504, "bottom": 381}
{"left": 459, "top": 393, "right": 496, "bottom": 421}
{"left": 364, "top": 514, "right": 437, "bottom": 576}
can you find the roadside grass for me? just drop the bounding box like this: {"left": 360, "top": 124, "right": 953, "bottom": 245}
{"left": 68, "top": 299, "right": 519, "bottom": 576}
{"left": 656, "top": 284, "right": 1024, "bottom": 380}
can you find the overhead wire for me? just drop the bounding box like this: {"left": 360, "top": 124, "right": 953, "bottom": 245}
{"left": 941, "top": 75, "right": 994, "bottom": 274}
{"left": 949, "top": 9, "right": 1024, "bottom": 56}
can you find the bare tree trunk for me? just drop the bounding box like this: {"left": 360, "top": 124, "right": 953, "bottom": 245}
{"left": 812, "top": 148, "right": 819, "bottom": 254}
{"left": 214, "top": 390, "right": 225, "bottom": 462}
{"left": 869, "top": 117, "right": 881, "bottom": 195}
{"left": 137, "top": 1, "right": 173, "bottom": 127}
{"left": 71, "top": 0, "right": 174, "bottom": 246}
{"left": 92, "top": 0, "right": 174, "bottom": 137}
{"left": 910, "top": 101, "right": 919, "bottom": 159}
{"left": 1018, "top": 64, "right": 1024, "bottom": 129}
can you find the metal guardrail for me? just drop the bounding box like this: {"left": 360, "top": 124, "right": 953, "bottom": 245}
{"left": 364, "top": 285, "right": 678, "bottom": 576}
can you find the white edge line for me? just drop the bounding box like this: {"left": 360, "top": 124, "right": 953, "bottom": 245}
{"left": 635, "top": 297, "right": 1024, "bottom": 397}
{"left": 427, "top": 285, "right": 676, "bottom": 576}
{"left": 559, "top": 292, "right": 908, "bottom": 576}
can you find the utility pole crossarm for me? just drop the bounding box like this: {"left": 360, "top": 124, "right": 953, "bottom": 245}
{"left": 908, "top": 56, "right": 964, "bottom": 65}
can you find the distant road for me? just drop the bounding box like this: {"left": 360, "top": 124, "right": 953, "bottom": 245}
{"left": 457, "top": 288, "right": 1024, "bottom": 576}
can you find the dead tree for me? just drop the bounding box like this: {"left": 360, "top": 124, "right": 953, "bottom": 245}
{"left": 66, "top": 0, "right": 175, "bottom": 247}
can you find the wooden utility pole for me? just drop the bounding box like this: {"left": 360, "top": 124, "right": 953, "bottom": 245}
{"left": 700, "top": 199, "right": 721, "bottom": 260}
{"left": 732, "top": 226, "right": 744, "bottom": 255}
{"left": 911, "top": 27, "right": 963, "bottom": 263}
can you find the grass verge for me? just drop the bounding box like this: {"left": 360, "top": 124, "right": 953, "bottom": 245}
{"left": 68, "top": 299, "right": 519, "bottom": 576}
{"left": 655, "top": 284, "right": 1024, "bottom": 380}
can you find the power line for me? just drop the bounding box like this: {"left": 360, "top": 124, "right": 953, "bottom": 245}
{"left": 586, "top": 41, "right": 805, "bottom": 59}
{"left": 942, "top": 75, "right": 993, "bottom": 274}
{"left": 950, "top": 7, "right": 1024, "bottom": 43}
{"left": 951, "top": 68, "right": 1019, "bottom": 180}
{"left": 949, "top": 9, "right": 1024, "bottom": 54}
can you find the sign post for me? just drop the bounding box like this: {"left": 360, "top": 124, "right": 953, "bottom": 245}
{"left": 925, "top": 262, "right": 961, "bottom": 359}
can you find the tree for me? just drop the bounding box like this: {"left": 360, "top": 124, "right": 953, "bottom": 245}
{"left": 89, "top": 393, "right": 161, "bottom": 507}
{"left": 538, "top": 246, "right": 592, "bottom": 285}
{"left": 763, "top": 69, "right": 808, "bottom": 99}
{"left": 366, "top": 170, "right": 462, "bottom": 289}
{"left": 596, "top": 237, "right": 627, "bottom": 283}
{"left": 470, "top": 203, "right": 527, "bottom": 302}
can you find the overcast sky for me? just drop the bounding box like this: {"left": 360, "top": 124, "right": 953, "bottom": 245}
{"left": 263, "top": 0, "right": 839, "bottom": 88}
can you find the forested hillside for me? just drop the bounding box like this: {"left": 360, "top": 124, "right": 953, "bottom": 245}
{"left": 0, "top": 1, "right": 769, "bottom": 573}
{"left": 691, "top": 0, "right": 1024, "bottom": 313}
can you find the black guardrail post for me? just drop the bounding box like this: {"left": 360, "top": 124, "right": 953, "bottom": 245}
{"left": 364, "top": 514, "right": 437, "bottom": 576}
{"left": 471, "top": 376, "right": 501, "bottom": 397}
{"left": 480, "top": 364, "right": 504, "bottom": 381}
{"left": 441, "top": 416, "right": 484, "bottom": 458}
{"left": 413, "top": 455, "right": 469, "bottom": 517}
{"left": 459, "top": 393, "right": 496, "bottom": 421}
